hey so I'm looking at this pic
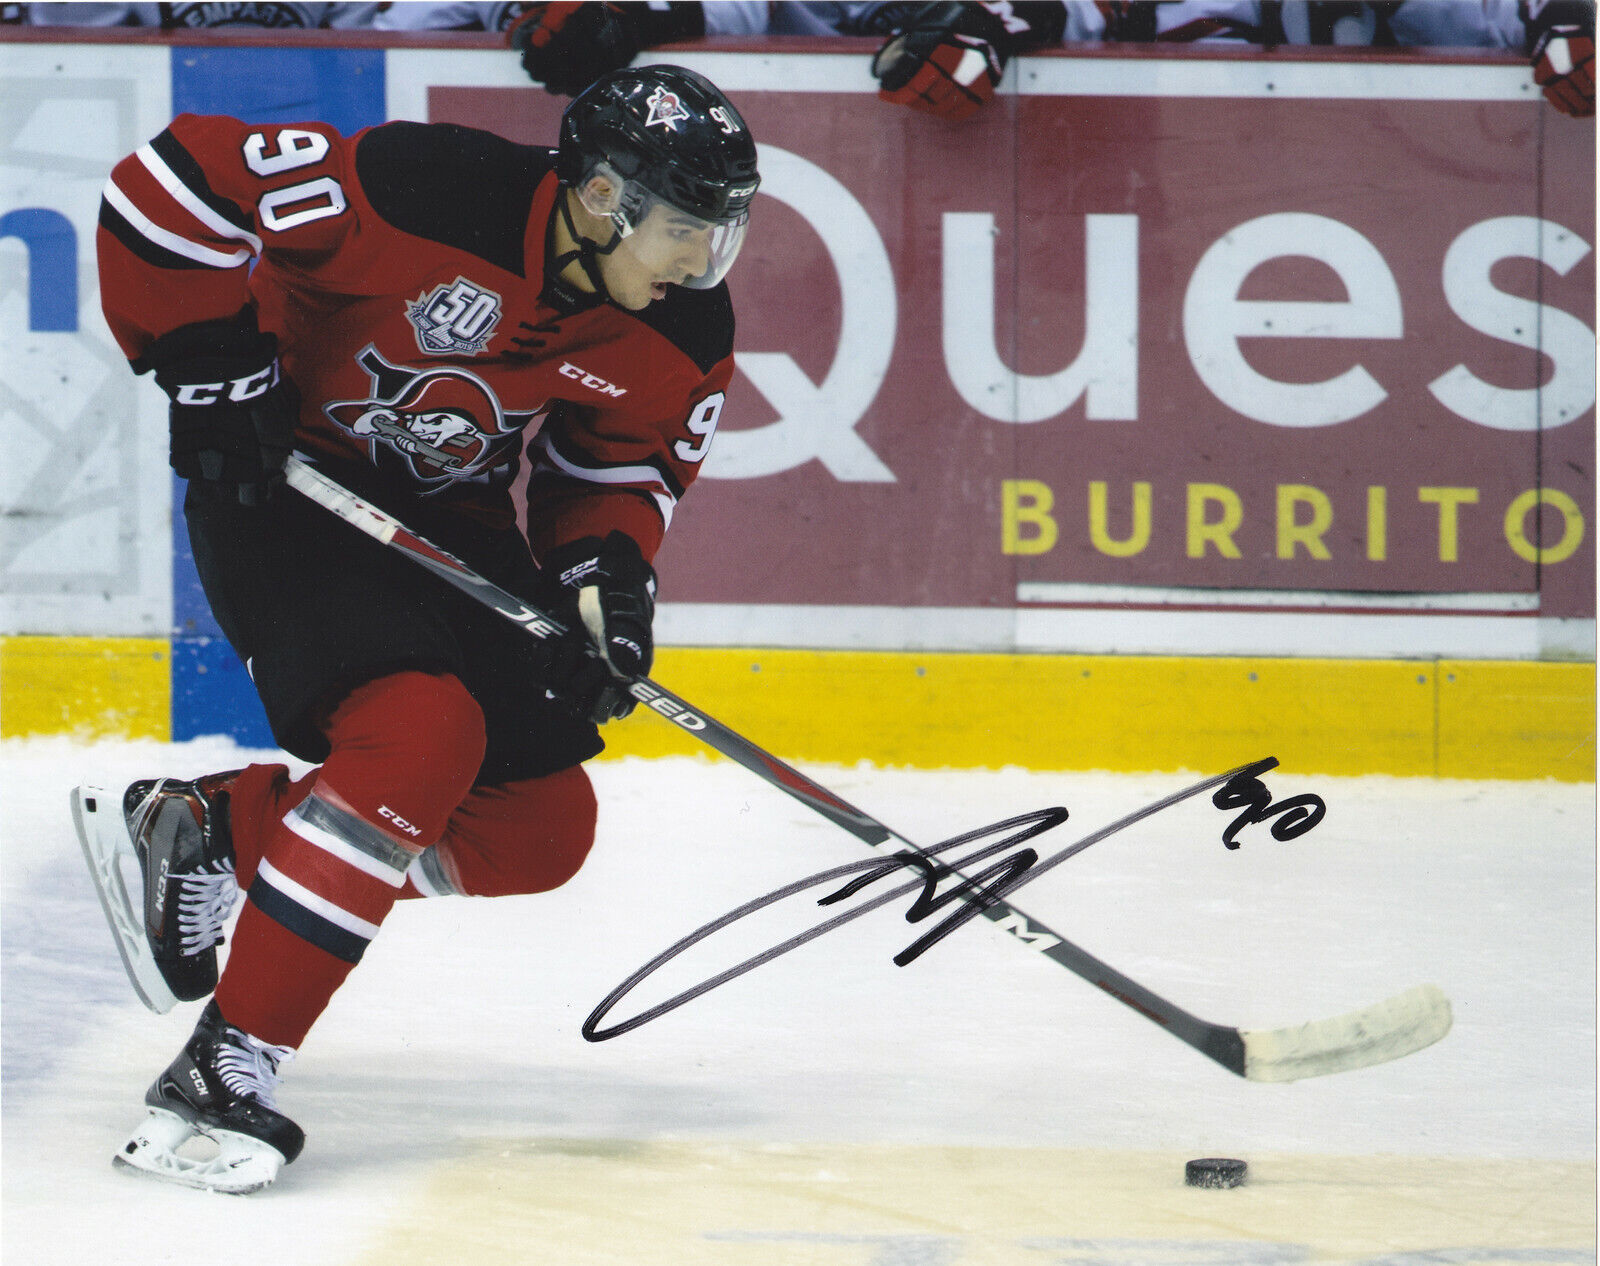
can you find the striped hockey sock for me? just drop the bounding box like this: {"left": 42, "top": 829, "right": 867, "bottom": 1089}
{"left": 213, "top": 671, "right": 485, "bottom": 1047}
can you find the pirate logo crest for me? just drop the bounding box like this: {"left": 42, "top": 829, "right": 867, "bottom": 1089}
{"left": 643, "top": 85, "right": 691, "bottom": 131}
{"left": 326, "top": 346, "right": 539, "bottom": 490}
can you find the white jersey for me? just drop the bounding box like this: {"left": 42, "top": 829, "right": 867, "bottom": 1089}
{"left": 370, "top": 1, "right": 530, "bottom": 29}
{"left": 371, "top": 0, "right": 769, "bottom": 33}
{"left": 699, "top": 0, "right": 778, "bottom": 35}
{"left": 18, "top": 0, "right": 377, "bottom": 23}
{"left": 1138, "top": 0, "right": 1275, "bottom": 41}
{"left": 1279, "top": 0, "right": 1526, "bottom": 47}
{"left": 1053, "top": 1, "right": 1279, "bottom": 43}
{"left": 15, "top": 2, "right": 157, "bottom": 21}
{"left": 717, "top": 1, "right": 1103, "bottom": 40}
{"left": 164, "top": 2, "right": 380, "bottom": 25}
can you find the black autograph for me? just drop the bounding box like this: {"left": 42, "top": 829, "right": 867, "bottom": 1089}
{"left": 582, "top": 757, "right": 1325, "bottom": 1042}
{"left": 1213, "top": 756, "right": 1327, "bottom": 849}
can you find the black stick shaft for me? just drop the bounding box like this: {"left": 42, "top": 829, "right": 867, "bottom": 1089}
{"left": 285, "top": 457, "right": 1245, "bottom": 1074}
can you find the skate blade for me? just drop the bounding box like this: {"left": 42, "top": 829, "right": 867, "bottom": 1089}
{"left": 113, "top": 1109, "right": 286, "bottom": 1196}
{"left": 71, "top": 786, "right": 178, "bottom": 1015}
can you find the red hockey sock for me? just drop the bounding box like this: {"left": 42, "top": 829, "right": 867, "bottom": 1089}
{"left": 214, "top": 671, "right": 486, "bottom": 1048}
{"left": 226, "top": 763, "right": 316, "bottom": 888}
{"left": 403, "top": 764, "right": 598, "bottom": 898}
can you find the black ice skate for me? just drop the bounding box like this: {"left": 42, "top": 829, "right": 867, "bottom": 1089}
{"left": 71, "top": 774, "right": 241, "bottom": 1013}
{"left": 117, "top": 1000, "right": 304, "bottom": 1195}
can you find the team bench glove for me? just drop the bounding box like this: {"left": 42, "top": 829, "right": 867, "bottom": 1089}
{"left": 537, "top": 531, "right": 657, "bottom": 724}
{"left": 1532, "top": 24, "right": 1596, "bottom": 116}
{"left": 1525, "top": 0, "right": 1596, "bottom": 116}
{"left": 872, "top": 1, "right": 1009, "bottom": 121}
{"left": 146, "top": 317, "right": 298, "bottom": 507}
{"left": 872, "top": 2, "right": 1066, "bottom": 121}
{"left": 508, "top": 2, "right": 705, "bottom": 97}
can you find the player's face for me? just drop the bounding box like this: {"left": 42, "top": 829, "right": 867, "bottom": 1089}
{"left": 600, "top": 204, "right": 717, "bottom": 309}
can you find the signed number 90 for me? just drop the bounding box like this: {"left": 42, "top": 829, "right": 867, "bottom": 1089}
{"left": 1212, "top": 757, "right": 1327, "bottom": 849}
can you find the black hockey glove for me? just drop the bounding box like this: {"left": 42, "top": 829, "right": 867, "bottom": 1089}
{"left": 1524, "top": 0, "right": 1596, "bottom": 117}
{"left": 508, "top": 2, "right": 705, "bottom": 97}
{"left": 146, "top": 316, "right": 298, "bottom": 507}
{"left": 536, "top": 531, "right": 657, "bottom": 724}
{"left": 873, "top": 2, "right": 1065, "bottom": 121}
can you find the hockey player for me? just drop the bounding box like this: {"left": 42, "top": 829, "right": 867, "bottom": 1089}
{"left": 75, "top": 64, "right": 759, "bottom": 1193}
{"left": 6, "top": 2, "right": 380, "bottom": 25}
{"left": 1279, "top": 0, "right": 1595, "bottom": 117}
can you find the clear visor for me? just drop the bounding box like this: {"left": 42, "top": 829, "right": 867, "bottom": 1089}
{"left": 579, "top": 165, "right": 750, "bottom": 290}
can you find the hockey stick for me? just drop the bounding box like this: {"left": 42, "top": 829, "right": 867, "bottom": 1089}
{"left": 284, "top": 455, "right": 1451, "bottom": 1081}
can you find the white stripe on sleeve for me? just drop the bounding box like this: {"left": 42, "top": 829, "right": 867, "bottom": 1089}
{"left": 136, "top": 143, "right": 264, "bottom": 255}
{"left": 102, "top": 177, "right": 253, "bottom": 269}
{"left": 535, "top": 432, "right": 677, "bottom": 529}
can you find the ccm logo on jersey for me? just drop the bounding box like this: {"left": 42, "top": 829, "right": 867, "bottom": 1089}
{"left": 378, "top": 806, "right": 423, "bottom": 838}
{"left": 560, "top": 362, "right": 628, "bottom": 398}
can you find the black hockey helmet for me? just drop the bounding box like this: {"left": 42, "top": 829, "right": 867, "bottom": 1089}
{"left": 557, "top": 64, "right": 760, "bottom": 289}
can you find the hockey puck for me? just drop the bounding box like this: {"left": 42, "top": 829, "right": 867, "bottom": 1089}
{"left": 1184, "top": 1157, "right": 1247, "bottom": 1188}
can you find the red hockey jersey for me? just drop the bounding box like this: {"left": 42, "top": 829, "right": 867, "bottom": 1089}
{"left": 96, "top": 113, "right": 738, "bottom": 561}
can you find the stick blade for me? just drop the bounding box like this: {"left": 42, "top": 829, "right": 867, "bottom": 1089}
{"left": 1240, "top": 983, "right": 1452, "bottom": 1082}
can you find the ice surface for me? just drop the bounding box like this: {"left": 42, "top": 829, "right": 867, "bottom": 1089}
{"left": 2, "top": 735, "right": 1593, "bottom": 1264}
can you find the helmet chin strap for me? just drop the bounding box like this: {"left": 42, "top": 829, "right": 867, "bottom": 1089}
{"left": 548, "top": 190, "right": 625, "bottom": 305}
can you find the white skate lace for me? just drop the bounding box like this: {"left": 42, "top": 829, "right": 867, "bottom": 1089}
{"left": 177, "top": 862, "right": 238, "bottom": 953}
{"left": 215, "top": 1028, "right": 295, "bottom": 1109}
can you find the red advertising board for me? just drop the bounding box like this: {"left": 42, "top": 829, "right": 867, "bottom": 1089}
{"left": 424, "top": 47, "right": 1594, "bottom": 655}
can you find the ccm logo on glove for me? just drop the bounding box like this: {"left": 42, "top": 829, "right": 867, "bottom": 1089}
{"left": 536, "top": 531, "right": 658, "bottom": 725}
{"left": 146, "top": 315, "right": 300, "bottom": 506}
{"left": 171, "top": 362, "right": 281, "bottom": 406}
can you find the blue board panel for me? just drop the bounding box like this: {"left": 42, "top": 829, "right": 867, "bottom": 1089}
{"left": 170, "top": 44, "right": 387, "bottom": 133}
{"left": 0, "top": 209, "right": 78, "bottom": 332}
{"left": 170, "top": 637, "right": 274, "bottom": 748}
{"left": 169, "top": 45, "right": 385, "bottom": 744}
